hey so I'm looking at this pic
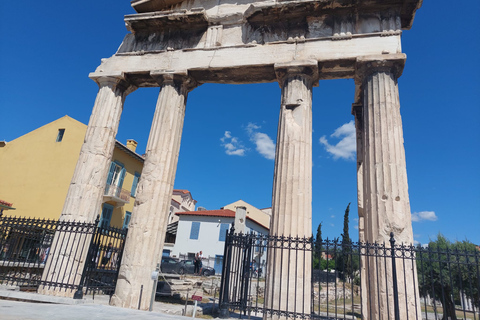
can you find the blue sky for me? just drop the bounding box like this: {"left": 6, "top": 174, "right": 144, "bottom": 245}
{"left": 1, "top": 0, "right": 479, "bottom": 245}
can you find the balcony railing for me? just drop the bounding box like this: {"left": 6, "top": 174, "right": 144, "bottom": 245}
{"left": 104, "top": 184, "right": 130, "bottom": 205}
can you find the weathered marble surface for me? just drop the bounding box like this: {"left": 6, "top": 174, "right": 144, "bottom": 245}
{"left": 355, "top": 55, "right": 421, "bottom": 320}
{"left": 264, "top": 61, "right": 316, "bottom": 319}
{"left": 41, "top": 75, "right": 135, "bottom": 297}
{"left": 111, "top": 72, "right": 194, "bottom": 310}
{"left": 92, "top": 0, "right": 421, "bottom": 87}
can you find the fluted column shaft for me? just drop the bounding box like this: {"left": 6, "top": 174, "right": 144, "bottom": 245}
{"left": 357, "top": 55, "right": 420, "bottom": 320}
{"left": 264, "top": 62, "right": 317, "bottom": 320}
{"left": 111, "top": 71, "right": 195, "bottom": 310}
{"left": 352, "top": 102, "right": 369, "bottom": 315}
{"left": 61, "top": 75, "right": 134, "bottom": 222}
{"left": 40, "top": 75, "right": 134, "bottom": 297}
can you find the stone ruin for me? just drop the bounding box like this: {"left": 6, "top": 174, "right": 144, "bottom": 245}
{"left": 44, "top": 0, "right": 423, "bottom": 319}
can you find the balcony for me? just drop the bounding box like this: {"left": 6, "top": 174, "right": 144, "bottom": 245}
{"left": 103, "top": 184, "right": 130, "bottom": 207}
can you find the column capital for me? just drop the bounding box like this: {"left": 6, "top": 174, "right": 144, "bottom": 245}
{"left": 274, "top": 60, "right": 319, "bottom": 87}
{"left": 355, "top": 54, "right": 406, "bottom": 85}
{"left": 89, "top": 72, "right": 137, "bottom": 95}
{"left": 150, "top": 70, "right": 198, "bottom": 92}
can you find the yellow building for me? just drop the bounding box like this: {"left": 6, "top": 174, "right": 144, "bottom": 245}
{"left": 0, "top": 116, "right": 144, "bottom": 229}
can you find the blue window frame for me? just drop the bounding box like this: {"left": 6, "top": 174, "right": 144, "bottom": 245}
{"left": 106, "top": 161, "right": 126, "bottom": 188}
{"left": 219, "top": 223, "right": 229, "bottom": 242}
{"left": 99, "top": 204, "right": 114, "bottom": 229}
{"left": 190, "top": 222, "right": 200, "bottom": 240}
{"left": 123, "top": 211, "right": 132, "bottom": 229}
{"left": 131, "top": 172, "right": 140, "bottom": 197}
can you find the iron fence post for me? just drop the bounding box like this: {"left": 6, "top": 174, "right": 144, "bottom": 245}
{"left": 219, "top": 225, "right": 234, "bottom": 318}
{"left": 390, "top": 232, "right": 400, "bottom": 320}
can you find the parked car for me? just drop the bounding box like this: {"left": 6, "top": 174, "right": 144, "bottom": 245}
{"left": 160, "top": 256, "right": 179, "bottom": 274}
{"left": 177, "top": 259, "right": 215, "bottom": 276}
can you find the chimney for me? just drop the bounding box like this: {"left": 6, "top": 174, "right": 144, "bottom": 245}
{"left": 234, "top": 206, "right": 247, "bottom": 234}
{"left": 126, "top": 139, "right": 138, "bottom": 152}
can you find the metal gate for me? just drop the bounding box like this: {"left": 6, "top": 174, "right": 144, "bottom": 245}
{"left": 0, "top": 215, "right": 127, "bottom": 297}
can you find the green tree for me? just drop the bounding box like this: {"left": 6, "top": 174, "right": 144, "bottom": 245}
{"left": 416, "top": 234, "right": 479, "bottom": 320}
{"left": 337, "top": 203, "right": 357, "bottom": 282}
{"left": 341, "top": 203, "right": 351, "bottom": 245}
{"left": 315, "top": 221, "right": 323, "bottom": 254}
{"left": 313, "top": 221, "right": 323, "bottom": 269}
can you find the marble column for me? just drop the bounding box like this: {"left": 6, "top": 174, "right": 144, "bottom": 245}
{"left": 264, "top": 61, "right": 317, "bottom": 319}
{"left": 111, "top": 71, "right": 196, "bottom": 310}
{"left": 352, "top": 102, "right": 368, "bottom": 315}
{"left": 355, "top": 54, "right": 421, "bottom": 320}
{"left": 39, "top": 73, "right": 135, "bottom": 297}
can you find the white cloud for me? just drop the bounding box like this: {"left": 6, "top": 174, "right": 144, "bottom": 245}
{"left": 411, "top": 211, "right": 438, "bottom": 222}
{"left": 330, "top": 215, "right": 335, "bottom": 219}
{"left": 245, "top": 123, "right": 276, "bottom": 160}
{"left": 319, "top": 120, "right": 356, "bottom": 160}
{"left": 220, "top": 131, "right": 246, "bottom": 156}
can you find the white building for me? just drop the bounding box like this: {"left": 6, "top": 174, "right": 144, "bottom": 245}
{"left": 171, "top": 208, "right": 269, "bottom": 274}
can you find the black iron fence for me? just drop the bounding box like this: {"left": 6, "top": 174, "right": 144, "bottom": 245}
{"left": 219, "top": 228, "right": 480, "bottom": 320}
{"left": 0, "top": 216, "right": 127, "bottom": 297}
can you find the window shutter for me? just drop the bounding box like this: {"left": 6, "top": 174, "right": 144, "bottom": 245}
{"left": 123, "top": 211, "right": 132, "bottom": 229}
{"left": 190, "top": 222, "right": 200, "bottom": 240}
{"left": 219, "top": 223, "right": 229, "bottom": 241}
{"left": 131, "top": 173, "right": 140, "bottom": 196}
{"left": 100, "top": 204, "right": 114, "bottom": 229}
{"left": 106, "top": 162, "right": 116, "bottom": 185}
{"left": 118, "top": 167, "right": 126, "bottom": 188}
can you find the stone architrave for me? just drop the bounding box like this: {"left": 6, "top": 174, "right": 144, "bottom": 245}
{"left": 264, "top": 61, "right": 317, "bottom": 319}
{"left": 39, "top": 74, "right": 135, "bottom": 297}
{"left": 111, "top": 71, "right": 195, "bottom": 310}
{"left": 355, "top": 54, "right": 421, "bottom": 320}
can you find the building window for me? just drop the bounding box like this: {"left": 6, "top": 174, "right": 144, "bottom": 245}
{"left": 99, "top": 204, "right": 114, "bottom": 229}
{"left": 190, "top": 222, "right": 200, "bottom": 240}
{"left": 106, "top": 161, "right": 126, "bottom": 188}
{"left": 131, "top": 172, "right": 140, "bottom": 197}
{"left": 123, "top": 211, "right": 132, "bottom": 229}
{"left": 56, "top": 129, "right": 65, "bottom": 142}
{"left": 219, "top": 223, "right": 229, "bottom": 242}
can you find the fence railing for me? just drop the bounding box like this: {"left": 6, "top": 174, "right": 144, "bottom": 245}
{"left": 0, "top": 216, "right": 127, "bottom": 297}
{"left": 219, "top": 229, "right": 480, "bottom": 320}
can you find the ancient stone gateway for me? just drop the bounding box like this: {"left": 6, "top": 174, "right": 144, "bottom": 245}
{"left": 51, "top": 0, "right": 423, "bottom": 318}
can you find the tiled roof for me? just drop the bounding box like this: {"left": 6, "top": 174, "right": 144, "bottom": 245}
{"left": 173, "top": 189, "right": 190, "bottom": 194}
{"left": 177, "top": 209, "right": 235, "bottom": 218}
{"left": 176, "top": 209, "right": 269, "bottom": 230}
{"left": 0, "top": 199, "right": 13, "bottom": 207}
